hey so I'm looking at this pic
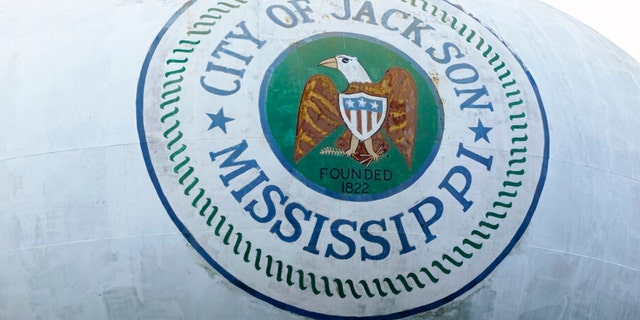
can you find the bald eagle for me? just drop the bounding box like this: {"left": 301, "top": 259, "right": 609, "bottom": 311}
{"left": 293, "top": 54, "right": 417, "bottom": 167}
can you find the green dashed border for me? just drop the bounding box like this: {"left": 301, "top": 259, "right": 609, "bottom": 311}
{"left": 152, "top": 0, "right": 534, "bottom": 300}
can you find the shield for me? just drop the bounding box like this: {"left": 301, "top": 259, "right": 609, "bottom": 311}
{"left": 339, "top": 92, "right": 388, "bottom": 141}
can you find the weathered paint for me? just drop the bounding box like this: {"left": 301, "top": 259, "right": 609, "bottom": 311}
{"left": 138, "top": 0, "right": 548, "bottom": 318}
{"left": 1, "top": 0, "right": 639, "bottom": 319}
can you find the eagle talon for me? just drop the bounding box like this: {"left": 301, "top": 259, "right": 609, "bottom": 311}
{"left": 345, "top": 135, "right": 359, "bottom": 158}
{"left": 363, "top": 138, "right": 379, "bottom": 161}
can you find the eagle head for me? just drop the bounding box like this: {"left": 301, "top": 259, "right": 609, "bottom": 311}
{"left": 318, "top": 54, "right": 372, "bottom": 83}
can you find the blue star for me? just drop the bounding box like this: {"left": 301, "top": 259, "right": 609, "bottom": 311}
{"left": 207, "top": 108, "right": 234, "bottom": 134}
{"left": 469, "top": 119, "right": 492, "bottom": 143}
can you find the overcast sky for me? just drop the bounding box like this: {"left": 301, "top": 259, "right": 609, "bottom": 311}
{"left": 539, "top": 0, "right": 639, "bottom": 62}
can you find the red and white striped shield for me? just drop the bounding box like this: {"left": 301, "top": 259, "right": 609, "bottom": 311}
{"left": 339, "top": 92, "right": 388, "bottom": 141}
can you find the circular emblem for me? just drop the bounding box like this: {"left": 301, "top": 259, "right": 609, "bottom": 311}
{"left": 137, "top": 0, "right": 549, "bottom": 318}
{"left": 261, "top": 33, "right": 443, "bottom": 201}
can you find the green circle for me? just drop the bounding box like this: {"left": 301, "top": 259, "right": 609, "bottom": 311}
{"left": 263, "top": 35, "right": 442, "bottom": 199}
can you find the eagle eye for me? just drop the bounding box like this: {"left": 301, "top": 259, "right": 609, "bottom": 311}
{"left": 341, "top": 57, "right": 351, "bottom": 64}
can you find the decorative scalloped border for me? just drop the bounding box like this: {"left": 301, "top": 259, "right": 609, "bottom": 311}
{"left": 138, "top": 0, "right": 548, "bottom": 318}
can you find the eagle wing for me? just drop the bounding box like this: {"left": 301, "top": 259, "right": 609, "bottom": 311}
{"left": 380, "top": 67, "right": 417, "bottom": 168}
{"left": 344, "top": 67, "right": 417, "bottom": 168}
{"left": 294, "top": 75, "right": 343, "bottom": 163}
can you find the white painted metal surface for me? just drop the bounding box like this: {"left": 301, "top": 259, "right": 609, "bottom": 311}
{"left": 1, "top": 0, "right": 638, "bottom": 318}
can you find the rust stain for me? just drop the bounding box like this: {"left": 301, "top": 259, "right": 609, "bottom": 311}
{"left": 430, "top": 72, "right": 441, "bottom": 88}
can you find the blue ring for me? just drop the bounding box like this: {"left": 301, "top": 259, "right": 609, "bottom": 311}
{"left": 136, "top": 1, "right": 550, "bottom": 318}
{"left": 258, "top": 32, "right": 444, "bottom": 202}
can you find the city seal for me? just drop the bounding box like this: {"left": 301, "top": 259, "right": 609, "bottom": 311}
{"left": 137, "top": 0, "right": 549, "bottom": 318}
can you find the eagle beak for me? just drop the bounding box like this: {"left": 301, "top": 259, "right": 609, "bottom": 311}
{"left": 318, "top": 57, "right": 338, "bottom": 69}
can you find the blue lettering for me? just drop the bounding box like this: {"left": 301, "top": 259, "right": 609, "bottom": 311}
{"left": 200, "top": 21, "right": 265, "bottom": 96}
{"left": 389, "top": 213, "right": 416, "bottom": 254}
{"left": 446, "top": 63, "right": 479, "bottom": 84}
{"left": 288, "top": 0, "right": 315, "bottom": 24}
{"left": 409, "top": 197, "right": 443, "bottom": 244}
{"left": 267, "top": 5, "right": 299, "bottom": 28}
{"left": 332, "top": 0, "right": 351, "bottom": 20}
{"left": 243, "top": 185, "right": 287, "bottom": 223}
{"left": 325, "top": 219, "right": 357, "bottom": 260}
{"left": 270, "top": 202, "right": 312, "bottom": 243}
{"left": 438, "top": 166, "right": 474, "bottom": 212}
{"left": 360, "top": 219, "right": 390, "bottom": 261}
{"left": 303, "top": 213, "right": 330, "bottom": 255}
{"left": 353, "top": 1, "right": 378, "bottom": 25}
{"left": 381, "top": 9, "right": 409, "bottom": 31}
{"left": 210, "top": 140, "right": 269, "bottom": 203}
{"left": 455, "top": 86, "right": 494, "bottom": 111}
{"left": 457, "top": 143, "right": 493, "bottom": 171}
{"left": 426, "top": 42, "right": 465, "bottom": 64}
{"left": 225, "top": 21, "right": 266, "bottom": 49}
{"left": 401, "top": 16, "right": 434, "bottom": 46}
